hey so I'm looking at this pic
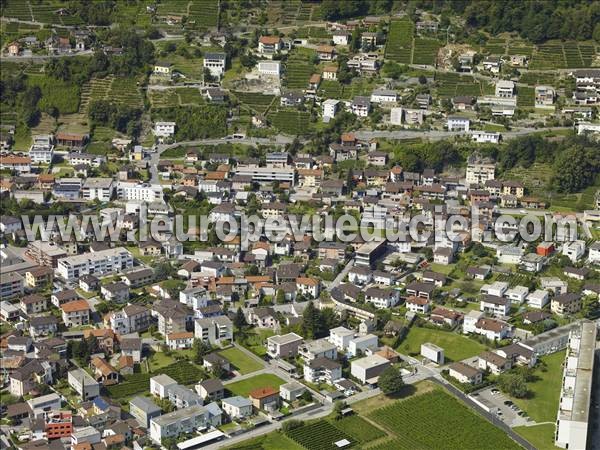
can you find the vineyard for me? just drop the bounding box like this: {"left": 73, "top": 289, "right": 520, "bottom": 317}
{"left": 435, "top": 72, "right": 493, "bottom": 98}
{"left": 528, "top": 41, "right": 596, "bottom": 70}
{"left": 285, "top": 50, "right": 317, "bottom": 89}
{"left": 286, "top": 421, "right": 354, "bottom": 450}
{"left": 330, "top": 416, "right": 386, "bottom": 444}
{"left": 516, "top": 86, "right": 535, "bottom": 108}
{"left": 233, "top": 92, "right": 276, "bottom": 114}
{"left": 107, "top": 78, "right": 144, "bottom": 109}
{"left": 27, "top": 74, "right": 80, "bottom": 115}
{"left": 189, "top": 0, "right": 219, "bottom": 28}
{"left": 148, "top": 87, "right": 205, "bottom": 109}
{"left": 519, "top": 72, "right": 557, "bottom": 86}
{"left": 412, "top": 38, "right": 441, "bottom": 65}
{"left": 267, "top": 110, "right": 310, "bottom": 135}
{"left": 385, "top": 19, "right": 414, "bottom": 63}
{"left": 370, "top": 390, "right": 521, "bottom": 450}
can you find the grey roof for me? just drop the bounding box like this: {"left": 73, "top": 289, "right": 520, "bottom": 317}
{"left": 222, "top": 396, "right": 252, "bottom": 408}
{"left": 130, "top": 396, "right": 161, "bottom": 414}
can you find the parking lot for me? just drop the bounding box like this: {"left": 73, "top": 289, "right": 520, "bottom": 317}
{"left": 470, "top": 386, "right": 531, "bottom": 427}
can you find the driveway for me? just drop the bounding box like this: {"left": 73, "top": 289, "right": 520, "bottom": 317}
{"left": 470, "top": 386, "right": 531, "bottom": 427}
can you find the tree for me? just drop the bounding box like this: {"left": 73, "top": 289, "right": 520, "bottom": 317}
{"left": 497, "top": 373, "right": 529, "bottom": 398}
{"left": 192, "top": 338, "right": 209, "bottom": 364}
{"left": 212, "top": 361, "right": 225, "bottom": 379}
{"left": 233, "top": 307, "right": 248, "bottom": 329}
{"left": 276, "top": 289, "right": 285, "bottom": 304}
{"left": 282, "top": 419, "right": 304, "bottom": 431}
{"left": 378, "top": 366, "right": 404, "bottom": 395}
{"left": 332, "top": 400, "right": 346, "bottom": 420}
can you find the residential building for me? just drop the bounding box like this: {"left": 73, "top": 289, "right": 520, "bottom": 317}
{"left": 250, "top": 387, "right": 280, "bottom": 411}
{"left": 495, "top": 80, "right": 515, "bottom": 98}
{"left": 68, "top": 368, "right": 100, "bottom": 400}
{"left": 351, "top": 96, "right": 371, "bottom": 117}
{"left": 82, "top": 177, "right": 114, "bottom": 201}
{"left": 555, "top": 320, "right": 596, "bottom": 449}
{"left": 447, "top": 116, "right": 470, "bottom": 131}
{"left": 203, "top": 52, "right": 226, "bottom": 78}
{"left": 150, "top": 374, "right": 178, "bottom": 398}
{"left": 535, "top": 85, "right": 555, "bottom": 106}
{"left": 478, "top": 351, "right": 511, "bottom": 374}
{"left": 347, "top": 334, "right": 378, "bottom": 357}
{"left": 298, "top": 338, "right": 337, "bottom": 361}
{"left": 350, "top": 354, "right": 390, "bottom": 384}
{"left": 562, "top": 241, "right": 585, "bottom": 263}
{"left": 304, "top": 357, "right": 342, "bottom": 384}
{"left": 194, "top": 316, "right": 233, "bottom": 345}
{"left": 448, "top": 362, "right": 483, "bottom": 384}
{"left": 222, "top": 396, "right": 253, "bottom": 420}
{"left": 56, "top": 247, "right": 133, "bottom": 280}
{"left": 149, "top": 405, "right": 207, "bottom": 444}
{"left": 60, "top": 300, "right": 90, "bottom": 327}
{"left": 267, "top": 332, "right": 303, "bottom": 358}
{"left": 130, "top": 396, "right": 161, "bottom": 428}
{"left": 551, "top": 293, "right": 582, "bottom": 316}
{"left": 527, "top": 289, "right": 550, "bottom": 309}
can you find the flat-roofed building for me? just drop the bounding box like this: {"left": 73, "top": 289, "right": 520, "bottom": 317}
{"left": 267, "top": 332, "right": 303, "bottom": 358}
{"left": 56, "top": 247, "right": 133, "bottom": 281}
{"left": 555, "top": 320, "right": 596, "bottom": 449}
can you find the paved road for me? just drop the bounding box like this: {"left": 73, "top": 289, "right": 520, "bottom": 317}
{"left": 355, "top": 126, "right": 571, "bottom": 142}
{"left": 1, "top": 50, "right": 94, "bottom": 61}
{"left": 327, "top": 258, "right": 354, "bottom": 291}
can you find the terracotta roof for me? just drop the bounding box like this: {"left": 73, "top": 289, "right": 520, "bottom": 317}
{"left": 167, "top": 331, "right": 193, "bottom": 340}
{"left": 249, "top": 386, "right": 279, "bottom": 399}
{"left": 1, "top": 156, "right": 31, "bottom": 164}
{"left": 60, "top": 299, "right": 89, "bottom": 312}
{"left": 259, "top": 36, "right": 281, "bottom": 45}
{"left": 296, "top": 277, "right": 318, "bottom": 286}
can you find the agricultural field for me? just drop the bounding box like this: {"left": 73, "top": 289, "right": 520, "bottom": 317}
{"left": 494, "top": 272, "right": 534, "bottom": 287}
{"left": 286, "top": 421, "right": 354, "bottom": 450}
{"left": 385, "top": 19, "right": 414, "bottom": 64}
{"left": 177, "top": 87, "right": 204, "bottom": 105}
{"left": 528, "top": 41, "right": 596, "bottom": 69}
{"left": 148, "top": 89, "right": 180, "bottom": 109}
{"left": 217, "top": 347, "right": 263, "bottom": 375}
{"left": 107, "top": 78, "right": 144, "bottom": 109}
{"left": 519, "top": 72, "right": 557, "bottom": 86}
{"left": 156, "top": 0, "right": 189, "bottom": 16}
{"left": 370, "top": 390, "right": 521, "bottom": 449}
{"left": 225, "top": 373, "right": 285, "bottom": 397}
{"left": 233, "top": 92, "right": 276, "bottom": 114}
{"left": 435, "top": 72, "right": 492, "bottom": 98}
{"left": 285, "top": 52, "right": 316, "bottom": 89}
{"left": 1, "top": 1, "right": 33, "bottom": 21}
{"left": 318, "top": 80, "right": 343, "bottom": 99}
{"left": 295, "top": 26, "right": 331, "bottom": 40}
{"left": 330, "top": 416, "right": 386, "bottom": 444}
{"left": 397, "top": 326, "right": 487, "bottom": 362}
{"left": 80, "top": 77, "right": 113, "bottom": 113}
{"left": 482, "top": 37, "right": 507, "bottom": 55}
{"left": 517, "top": 86, "right": 535, "bottom": 108}
{"left": 189, "top": 0, "right": 219, "bottom": 28}
{"left": 226, "top": 432, "right": 303, "bottom": 450}
{"left": 267, "top": 110, "right": 311, "bottom": 135}
{"left": 412, "top": 38, "right": 440, "bottom": 65}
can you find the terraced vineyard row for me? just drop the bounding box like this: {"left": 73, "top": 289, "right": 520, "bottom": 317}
{"left": 286, "top": 421, "right": 354, "bottom": 450}
{"left": 385, "top": 19, "right": 414, "bottom": 63}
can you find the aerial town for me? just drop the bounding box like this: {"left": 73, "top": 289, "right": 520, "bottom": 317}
{"left": 0, "top": 1, "right": 599, "bottom": 450}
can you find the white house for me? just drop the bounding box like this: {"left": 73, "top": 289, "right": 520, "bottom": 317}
{"left": 481, "top": 281, "right": 509, "bottom": 297}
{"left": 496, "top": 245, "right": 523, "bottom": 264}
{"left": 222, "top": 396, "right": 253, "bottom": 420}
{"left": 472, "top": 131, "right": 500, "bottom": 144}
{"left": 328, "top": 326, "right": 354, "bottom": 351}
{"left": 332, "top": 32, "right": 349, "bottom": 46}
{"left": 154, "top": 122, "right": 176, "bottom": 138}
{"left": 258, "top": 60, "right": 281, "bottom": 77}
{"left": 447, "top": 116, "right": 470, "bottom": 131}
{"left": 150, "top": 374, "right": 177, "bottom": 399}
{"left": 350, "top": 354, "right": 390, "bottom": 384}
{"left": 562, "top": 241, "right": 586, "bottom": 263}
{"left": 589, "top": 242, "right": 600, "bottom": 264}
{"left": 495, "top": 80, "right": 515, "bottom": 98}
{"left": 149, "top": 405, "right": 207, "bottom": 444}
{"left": 351, "top": 96, "right": 371, "bottom": 117}
{"left": 370, "top": 89, "right": 397, "bottom": 104}
{"left": 347, "top": 334, "right": 378, "bottom": 357}
{"left": 527, "top": 289, "right": 549, "bottom": 309}
{"left": 203, "top": 52, "right": 226, "bottom": 78}
{"left": 480, "top": 295, "right": 511, "bottom": 317}
{"left": 323, "top": 99, "right": 340, "bottom": 121}
{"left": 505, "top": 286, "right": 529, "bottom": 304}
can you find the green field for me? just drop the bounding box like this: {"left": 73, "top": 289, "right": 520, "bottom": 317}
{"left": 330, "top": 415, "right": 386, "bottom": 444}
{"left": 510, "top": 351, "right": 565, "bottom": 422}
{"left": 27, "top": 74, "right": 80, "bottom": 115}
{"left": 233, "top": 92, "right": 276, "bottom": 114}
{"left": 517, "top": 86, "right": 535, "bottom": 108}
{"left": 370, "top": 390, "right": 521, "bottom": 449}
{"left": 268, "top": 110, "right": 311, "bottom": 135}
{"left": 225, "top": 373, "right": 285, "bottom": 397}
{"left": 412, "top": 38, "right": 440, "bottom": 65}
{"left": 386, "top": 19, "right": 414, "bottom": 63}
{"left": 397, "top": 326, "right": 487, "bottom": 362}
{"left": 435, "top": 72, "right": 492, "bottom": 98}
{"left": 513, "top": 424, "right": 560, "bottom": 450}
{"left": 285, "top": 53, "right": 316, "bottom": 89}
{"left": 189, "top": 0, "right": 219, "bottom": 28}
{"left": 218, "top": 347, "right": 263, "bottom": 375}
{"left": 286, "top": 421, "right": 355, "bottom": 450}
{"left": 226, "top": 431, "right": 303, "bottom": 450}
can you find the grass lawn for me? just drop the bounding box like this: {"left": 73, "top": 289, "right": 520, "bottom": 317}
{"left": 225, "top": 431, "right": 303, "bottom": 450}
{"left": 510, "top": 350, "right": 565, "bottom": 422}
{"left": 397, "top": 327, "right": 487, "bottom": 362}
{"left": 427, "top": 262, "right": 456, "bottom": 275}
{"left": 513, "top": 424, "right": 560, "bottom": 450}
{"left": 148, "top": 352, "right": 176, "bottom": 372}
{"left": 218, "top": 347, "right": 263, "bottom": 375}
{"left": 238, "top": 328, "right": 275, "bottom": 357}
{"left": 226, "top": 374, "right": 285, "bottom": 397}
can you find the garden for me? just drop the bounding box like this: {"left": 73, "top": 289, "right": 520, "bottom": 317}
{"left": 225, "top": 373, "right": 285, "bottom": 397}
{"left": 218, "top": 347, "right": 263, "bottom": 375}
